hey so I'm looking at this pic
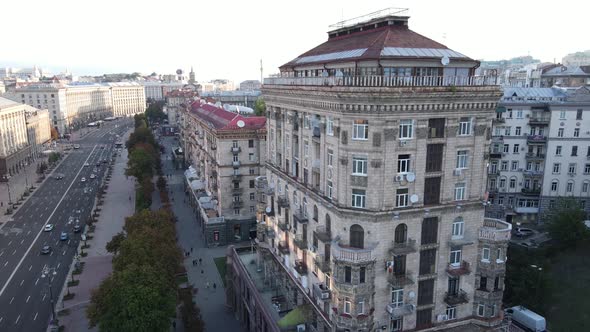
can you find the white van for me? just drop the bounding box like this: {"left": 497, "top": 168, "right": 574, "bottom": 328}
{"left": 506, "top": 306, "right": 546, "bottom": 332}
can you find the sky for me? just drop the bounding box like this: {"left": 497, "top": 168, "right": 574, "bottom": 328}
{"left": 1, "top": 0, "right": 588, "bottom": 83}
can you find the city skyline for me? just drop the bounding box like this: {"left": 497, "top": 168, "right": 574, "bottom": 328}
{"left": 1, "top": 0, "right": 588, "bottom": 83}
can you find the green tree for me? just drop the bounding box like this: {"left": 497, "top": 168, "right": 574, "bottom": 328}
{"left": 106, "top": 232, "right": 126, "bottom": 255}
{"left": 546, "top": 197, "right": 589, "bottom": 248}
{"left": 254, "top": 97, "right": 266, "bottom": 116}
{"left": 126, "top": 146, "right": 155, "bottom": 181}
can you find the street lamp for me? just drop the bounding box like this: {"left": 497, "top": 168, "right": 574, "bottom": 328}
{"left": 41, "top": 266, "right": 59, "bottom": 325}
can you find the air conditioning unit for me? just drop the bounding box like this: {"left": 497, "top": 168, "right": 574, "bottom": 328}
{"left": 436, "top": 314, "right": 449, "bottom": 322}
{"left": 399, "top": 140, "right": 408, "bottom": 147}
{"left": 394, "top": 174, "right": 404, "bottom": 182}
{"left": 453, "top": 169, "right": 462, "bottom": 176}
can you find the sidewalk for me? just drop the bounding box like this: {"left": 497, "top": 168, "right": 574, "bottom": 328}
{"left": 0, "top": 159, "right": 42, "bottom": 218}
{"left": 56, "top": 129, "right": 135, "bottom": 332}
{"left": 160, "top": 136, "right": 242, "bottom": 332}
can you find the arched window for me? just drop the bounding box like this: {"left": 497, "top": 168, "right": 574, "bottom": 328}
{"left": 394, "top": 224, "right": 407, "bottom": 244}
{"left": 551, "top": 180, "right": 558, "bottom": 192}
{"left": 325, "top": 214, "right": 331, "bottom": 234}
{"left": 582, "top": 181, "right": 590, "bottom": 196}
{"left": 350, "top": 224, "right": 364, "bottom": 248}
{"left": 509, "top": 177, "right": 517, "bottom": 190}
{"left": 567, "top": 180, "right": 575, "bottom": 194}
{"left": 313, "top": 205, "right": 318, "bottom": 221}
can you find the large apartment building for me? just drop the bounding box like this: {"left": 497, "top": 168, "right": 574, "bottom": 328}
{"left": 179, "top": 101, "right": 266, "bottom": 247}
{"left": 487, "top": 86, "right": 590, "bottom": 223}
{"left": 226, "top": 10, "right": 511, "bottom": 332}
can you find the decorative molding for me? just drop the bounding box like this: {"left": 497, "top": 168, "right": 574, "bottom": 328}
{"left": 350, "top": 175, "right": 368, "bottom": 187}
{"left": 341, "top": 130, "right": 348, "bottom": 145}
{"left": 370, "top": 159, "right": 382, "bottom": 168}
{"left": 372, "top": 133, "right": 381, "bottom": 147}
{"left": 384, "top": 128, "right": 397, "bottom": 141}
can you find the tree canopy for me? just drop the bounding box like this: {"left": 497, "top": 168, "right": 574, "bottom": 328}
{"left": 546, "top": 197, "right": 589, "bottom": 248}
{"left": 254, "top": 97, "right": 266, "bottom": 116}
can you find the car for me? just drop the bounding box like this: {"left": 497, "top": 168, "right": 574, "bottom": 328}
{"left": 102, "top": 159, "right": 108, "bottom": 164}
{"left": 73, "top": 224, "right": 81, "bottom": 233}
{"left": 84, "top": 162, "right": 90, "bottom": 167}
{"left": 44, "top": 224, "right": 54, "bottom": 232}
{"left": 96, "top": 162, "right": 101, "bottom": 167}
{"left": 73, "top": 144, "right": 80, "bottom": 149}
{"left": 81, "top": 177, "right": 86, "bottom": 182}
{"left": 60, "top": 232, "right": 68, "bottom": 241}
{"left": 514, "top": 227, "right": 534, "bottom": 237}
{"left": 90, "top": 173, "right": 96, "bottom": 179}
{"left": 54, "top": 173, "right": 64, "bottom": 180}
{"left": 40, "top": 246, "right": 52, "bottom": 255}
{"left": 100, "top": 146, "right": 105, "bottom": 149}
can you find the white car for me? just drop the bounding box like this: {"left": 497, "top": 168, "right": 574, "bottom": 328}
{"left": 81, "top": 177, "right": 86, "bottom": 182}
{"left": 44, "top": 224, "right": 54, "bottom": 232}
{"left": 90, "top": 174, "right": 96, "bottom": 179}
{"left": 84, "top": 162, "right": 90, "bottom": 167}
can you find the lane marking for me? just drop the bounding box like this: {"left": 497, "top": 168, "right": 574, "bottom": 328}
{"left": 0, "top": 252, "right": 3, "bottom": 257}
{"left": 20, "top": 239, "right": 24, "bottom": 244}
{"left": 19, "top": 280, "right": 24, "bottom": 286}
{"left": 3, "top": 262, "right": 7, "bottom": 267}
{"left": 15, "top": 315, "right": 20, "bottom": 324}
{"left": 7, "top": 241, "right": 12, "bottom": 246}
{"left": 42, "top": 294, "right": 46, "bottom": 301}
{"left": 12, "top": 250, "right": 16, "bottom": 255}
{"left": 33, "top": 312, "right": 37, "bottom": 321}
{"left": 26, "top": 296, "right": 30, "bottom": 303}
{"left": 28, "top": 265, "right": 32, "bottom": 271}
{"left": 57, "top": 263, "right": 60, "bottom": 269}
{"left": 26, "top": 231, "right": 31, "bottom": 235}
{"left": 34, "top": 278, "right": 39, "bottom": 285}
{"left": 62, "top": 250, "right": 66, "bottom": 256}
{"left": 0, "top": 145, "right": 97, "bottom": 297}
{"left": 9, "top": 297, "right": 14, "bottom": 304}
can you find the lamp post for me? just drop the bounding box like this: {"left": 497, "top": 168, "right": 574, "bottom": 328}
{"left": 41, "top": 266, "right": 58, "bottom": 325}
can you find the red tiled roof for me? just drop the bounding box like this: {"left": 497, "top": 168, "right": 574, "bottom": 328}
{"left": 189, "top": 101, "right": 265, "bottom": 131}
{"left": 280, "top": 25, "right": 466, "bottom": 69}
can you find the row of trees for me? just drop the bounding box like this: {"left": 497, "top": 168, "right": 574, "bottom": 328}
{"left": 87, "top": 210, "right": 182, "bottom": 331}
{"left": 125, "top": 114, "right": 161, "bottom": 211}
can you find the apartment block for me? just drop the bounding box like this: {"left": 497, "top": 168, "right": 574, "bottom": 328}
{"left": 179, "top": 100, "right": 266, "bottom": 247}
{"left": 226, "top": 10, "right": 510, "bottom": 332}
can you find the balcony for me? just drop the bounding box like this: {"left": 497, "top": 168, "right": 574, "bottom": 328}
{"left": 479, "top": 218, "right": 512, "bottom": 242}
{"left": 277, "top": 195, "right": 289, "bottom": 208}
{"left": 312, "top": 126, "right": 321, "bottom": 141}
{"left": 446, "top": 261, "right": 471, "bottom": 276}
{"left": 527, "top": 135, "right": 547, "bottom": 144}
{"left": 314, "top": 254, "right": 331, "bottom": 273}
{"left": 265, "top": 227, "right": 276, "bottom": 239}
{"left": 525, "top": 153, "right": 545, "bottom": 160}
{"left": 264, "top": 74, "right": 498, "bottom": 87}
{"left": 231, "top": 146, "right": 241, "bottom": 154}
{"left": 448, "top": 235, "right": 474, "bottom": 247}
{"left": 277, "top": 222, "right": 289, "bottom": 232}
{"left": 231, "top": 201, "right": 243, "bottom": 209}
{"left": 313, "top": 283, "right": 331, "bottom": 301}
{"left": 293, "top": 210, "right": 308, "bottom": 224}
{"left": 521, "top": 188, "right": 541, "bottom": 196}
{"left": 293, "top": 234, "right": 308, "bottom": 250}
{"left": 331, "top": 238, "right": 378, "bottom": 264}
{"left": 444, "top": 290, "right": 469, "bottom": 305}
{"left": 232, "top": 187, "right": 244, "bottom": 194}
{"left": 489, "top": 152, "right": 503, "bottom": 159}
{"left": 528, "top": 116, "right": 550, "bottom": 126}
{"left": 389, "top": 239, "right": 417, "bottom": 255}
{"left": 232, "top": 161, "right": 240, "bottom": 168}
{"left": 278, "top": 241, "right": 290, "bottom": 255}
{"left": 487, "top": 170, "right": 500, "bottom": 176}
{"left": 386, "top": 303, "right": 415, "bottom": 318}
{"left": 387, "top": 271, "right": 414, "bottom": 288}
{"left": 294, "top": 259, "right": 308, "bottom": 275}
{"left": 523, "top": 170, "right": 543, "bottom": 178}
{"left": 492, "top": 118, "right": 505, "bottom": 124}
{"left": 315, "top": 225, "right": 332, "bottom": 243}
{"left": 232, "top": 174, "right": 242, "bottom": 182}
{"left": 515, "top": 206, "right": 539, "bottom": 214}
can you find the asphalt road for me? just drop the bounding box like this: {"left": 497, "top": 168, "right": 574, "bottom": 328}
{"left": 0, "top": 119, "right": 134, "bottom": 331}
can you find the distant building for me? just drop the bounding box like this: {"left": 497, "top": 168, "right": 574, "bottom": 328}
{"left": 178, "top": 101, "right": 266, "bottom": 247}
{"left": 239, "top": 80, "right": 261, "bottom": 91}
{"left": 24, "top": 106, "right": 51, "bottom": 160}
{"left": 141, "top": 81, "right": 185, "bottom": 100}
{"left": 562, "top": 50, "right": 590, "bottom": 67}
{"left": 0, "top": 82, "right": 5, "bottom": 94}
{"left": 541, "top": 65, "right": 590, "bottom": 88}
{"left": 165, "top": 89, "right": 200, "bottom": 126}
{"left": 0, "top": 66, "right": 50, "bottom": 81}
{"left": 0, "top": 97, "right": 32, "bottom": 178}
{"left": 199, "top": 79, "right": 235, "bottom": 92}
{"left": 201, "top": 90, "right": 261, "bottom": 109}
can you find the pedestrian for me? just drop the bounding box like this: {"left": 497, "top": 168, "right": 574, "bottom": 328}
{"left": 172, "top": 320, "right": 176, "bottom": 331}
{"left": 191, "top": 247, "right": 193, "bottom": 253}
{"left": 206, "top": 282, "right": 209, "bottom": 289}
{"left": 199, "top": 258, "right": 202, "bottom": 265}
{"left": 213, "top": 283, "right": 216, "bottom": 290}
{"left": 201, "top": 269, "right": 204, "bottom": 274}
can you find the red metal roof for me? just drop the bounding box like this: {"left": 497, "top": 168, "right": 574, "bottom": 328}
{"left": 189, "top": 101, "right": 266, "bottom": 131}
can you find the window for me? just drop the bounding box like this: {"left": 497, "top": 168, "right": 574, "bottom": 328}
{"left": 479, "top": 276, "right": 488, "bottom": 290}
{"left": 426, "top": 144, "right": 444, "bottom": 172}
{"left": 503, "top": 144, "right": 509, "bottom": 153}
{"left": 575, "top": 128, "right": 580, "bottom": 137}
{"left": 446, "top": 306, "right": 457, "bottom": 320}
{"left": 396, "top": 188, "right": 409, "bottom": 207}
{"left": 450, "top": 248, "right": 462, "bottom": 265}
{"left": 477, "top": 304, "right": 485, "bottom": 317}
{"left": 234, "top": 209, "right": 240, "bottom": 215}
{"left": 417, "top": 279, "right": 435, "bottom": 305}
{"left": 569, "top": 163, "right": 576, "bottom": 174}
{"left": 249, "top": 180, "right": 255, "bottom": 188}
{"left": 326, "top": 116, "right": 334, "bottom": 136}
{"left": 553, "top": 163, "right": 561, "bottom": 174}
{"left": 232, "top": 140, "right": 239, "bottom": 148}
{"left": 428, "top": 118, "right": 445, "bottom": 138}
{"left": 351, "top": 189, "right": 366, "bottom": 208}
{"left": 233, "top": 154, "right": 239, "bottom": 162}
{"left": 352, "top": 156, "right": 368, "bottom": 175}
{"left": 249, "top": 193, "right": 255, "bottom": 200}
{"left": 344, "top": 266, "right": 352, "bottom": 283}
{"left": 344, "top": 297, "right": 351, "bottom": 314}
{"left": 511, "top": 161, "right": 519, "bottom": 171}
{"left": 588, "top": 146, "right": 590, "bottom": 157}
{"left": 421, "top": 217, "right": 438, "bottom": 245}
{"left": 419, "top": 248, "right": 437, "bottom": 275}
{"left": 397, "top": 154, "right": 411, "bottom": 173}
{"left": 359, "top": 267, "right": 366, "bottom": 284}
{"left": 567, "top": 181, "right": 574, "bottom": 193}
{"left": 515, "top": 126, "right": 521, "bottom": 136}
{"left": 424, "top": 177, "right": 441, "bottom": 205}
{"left": 249, "top": 168, "right": 255, "bottom": 175}
{"left": 352, "top": 120, "right": 369, "bottom": 140}
{"left": 303, "top": 142, "right": 309, "bottom": 157}
{"left": 456, "top": 150, "right": 468, "bottom": 169}
{"left": 509, "top": 178, "right": 516, "bottom": 188}
{"left": 513, "top": 144, "right": 520, "bottom": 153}
{"left": 458, "top": 117, "right": 472, "bottom": 136}
{"left": 583, "top": 182, "right": 589, "bottom": 193}
{"left": 482, "top": 247, "right": 490, "bottom": 262}
{"left": 357, "top": 301, "right": 365, "bottom": 314}
{"left": 577, "top": 109, "right": 583, "bottom": 120}
{"left": 249, "top": 206, "right": 255, "bottom": 213}
{"left": 490, "top": 304, "right": 497, "bottom": 317}
{"left": 585, "top": 164, "right": 590, "bottom": 174}
{"left": 416, "top": 308, "right": 433, "bottom": 329}
{"left": 390, "top": 318, "right": 403, "bottom": 331}
{"left": 350, "top": 224, "right": 364, "bottom": 248}
{"left": 454, "top": 183, "right": 465, "bottom": 201}
{"left": 496, "top": 248, "right": 504, "bottom": 262}
{"left": 560, "top": 111, "right": 566, "bottom": 119}
{"left": 516, "top": 110, "right": 523, "bottom": 118}
{"left": 551, "top": 181, "right": 558, "bottom": 192}
{"left": 399, "top": 120, "right": 414, "bottom": 139}
{"left": 499, "top": 178, "right": 506, "bottom": 188}
{"left": 391, "top": 288, "right": 404, "bottom": 306}
{"left": 326, "top": 181, "right": 333, "bottom": 199}
{"left": 556, "top": 146, "right": 562, "bottom": 156}
{"left": 452, "top": 218, "right": 464, "bottom": 238}
{"left": 504, "top": 126, "right": 511, "bottom": 136}
{"left": 248, "top": 139, "right": 254, "bottom": 148}
{"left": 327, "top": 149, "right": 333, "bottom": 166}
{"left": 558, "top": 128, "right": 564, "bottom": 137}
{"left": 501, "top": 161, "right": 508, "bottom": 171}
{"left": 572, "top": 146, "right": 578, "bottom": 156}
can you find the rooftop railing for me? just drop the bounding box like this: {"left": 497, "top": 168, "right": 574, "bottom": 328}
{"left": 264, "top": 75, "right": 497, "bottom": 88}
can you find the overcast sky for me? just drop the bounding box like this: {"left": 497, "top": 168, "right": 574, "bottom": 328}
{"left": 1, "top": 0, "right": 588, "bottom": 83}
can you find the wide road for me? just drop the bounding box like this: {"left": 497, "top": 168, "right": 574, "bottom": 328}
{"left": 0, "top": 118, "right": 133, "bottom": 331}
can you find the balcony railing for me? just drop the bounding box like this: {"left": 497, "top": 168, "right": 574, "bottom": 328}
{"left": 387, "top": 271, "right": 414, "bottom": 288}
{"left": 314, "top": 254, "right": 331, "bottom": 273}
{"left": 230, "top": 146, "right": 241, "bottom": 154}
{"left": 294, "top": 259, "right": 308, "bottom": 275}
{"left": 386, "top": 303, "right": 415, "bottom": 318}
{"left": 315, "top": 225, "right": 332, "bottom": 243}
{"left": 232, "top": 187, "right": 244, "bottom": 194}
{"left": 232, "top": 161, "right": 241, "bottom": 168}
{"left": 313, "top": 283, "right": 331, "bottom": 301}
{"left": 523, "top": 170, "right": 543, "bottom": 177}
{"left": 489, "top": 152, "right": 503, "bottom": 159}
{"left": 525, "top": 153, "right": 545, "bottom": 160}
{"left": 264, "top": 75, "right": 498, "bottom": 87}
{"left": 389, "top": 239, "right": 417, "bottom": 255}
{"left": 232, "top": 174, "right": 242, "bottom": 182}
{"left": 278, "top": 241, "right": 290, "bottom": 255}
{"left": 293, "top": 210, "right": 308, "bottom": 224}
{"left": 277, "top": 195, "right": 289, "bottom": 208}
{"left": 444, "top": 289, "right": 469, "bottom": 305}
{"left": 528, "top": 116, "right": 550, "bottom": 125}
{"left": 231, "top": 201, "right": 243, "bottom": 208}
{"left": 521, "top": 188, "right": 541, "bottom": 195}
{"left": 479, "top": 218, "right": 512, "bottom": 242}
{"left": 293, "top": 234, "right": 308, "bottom": 250}
{"left": 446, "top": 261, "right": 471, "bottom": 276}
{"left": 448, "top": 235, "right": 474, "bottom": 246}
{"left": 492, "top": 118, "right": 505, "bottom": 124}
{"left": 277, "top": 221, "right": 289, "bottom": 232}
{"left": 527, "top": 135, "right": 547, "bottom": 143}
{"left": 331, "top": 238, "right": 378, "bottom": 264}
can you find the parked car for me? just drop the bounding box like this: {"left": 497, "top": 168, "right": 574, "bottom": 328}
{"left": 90, "top": 174, "right": 96, "bottom": 179}
{"left": 84, "top": 162, "right": 90, "bottom": 167}
{"left": 40, "top": 245, "right": 52, "bottom": 255}
{"left": 73, "top": 224, "right": 81, "bottom": 233}
{"left": 506, "top": 306, "right": 546, "bottom": 332}
{"left": 81, "top": 177, "right": 86, "bottom": 183}
{"left": 44, "top": 224, "right": 54, "bottom": 232}
{"left": 514, "top": 227, "right": 534, "bottom": 237}
{"left": 60, "top": 232, "right": 68, "bottom": 241}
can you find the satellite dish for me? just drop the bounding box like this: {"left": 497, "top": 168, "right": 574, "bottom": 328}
{"left": 410, "top": 194, "right": 419, "bottom": 204}
{"left": 237, "top": 120, "right": 245, "bottom": 128}
{"left": 406, "top": 172, "right": 416, "bottom": 182}
{"left": 441, "top": 55, "right": 450, "bottom": 66}
{"left": 265, "top": 207, "right": 272, "bottom": 213}
{"left": 409, "top": 291, "right": 416, "bottom": 299}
